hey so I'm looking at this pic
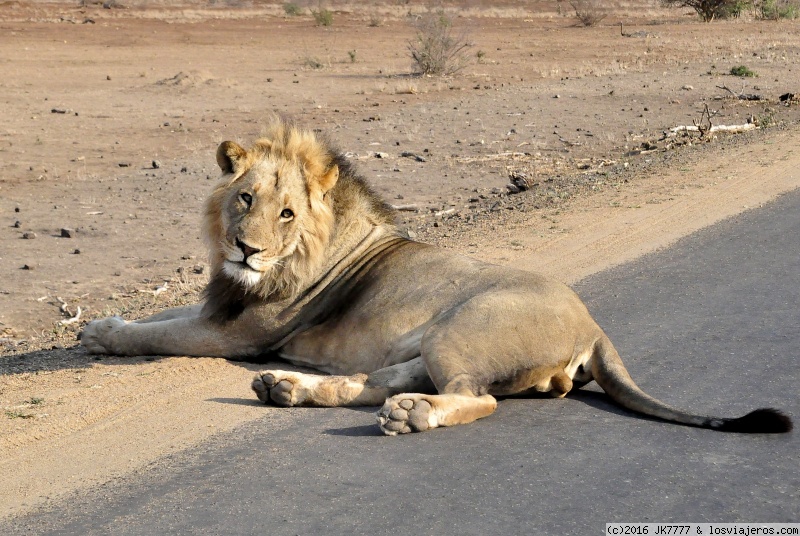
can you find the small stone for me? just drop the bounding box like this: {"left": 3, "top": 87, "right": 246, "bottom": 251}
{"left": 180, "top": 166, "right": 188, "bottom": 173}
{"left": 152, "top": 160, "right": 161, "bottom": 169}
{"left": 14, "top": 207, "right": 20, "bottom": 213}
{"left": 106, "top": 75, "right": 111, "bottom": 80}
{"left": 13, "top": 221, "right": 21, "bottom": 228}
{"left": 22, "top": 263, "right": 36, "bottom": 270}
{"left": 192, "top": 265, "right": 205, "bottom": 274}
{"left": 406, "top": 229, "right": 417, "bottom": 239}
{"left": 73, "top": 249, "right": 81, "bottom": 254}
{"left": 682, "top": 85, "right": 694, "bottom": 91}
{"left": 22, "top": 232, "right": 37, "bottom": 239}
{"left": 554, "top": 94, "right": 560, "bottom": 99}
{"left": 60, "top": 228, "right": 74, "bottom": 238}
{"left": 118, "top": 163, "right": 130, "bottom": 168}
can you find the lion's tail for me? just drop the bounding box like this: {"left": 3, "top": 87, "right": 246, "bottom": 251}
{"left": 590, "top": 335, "right": 792, "bottom": 433}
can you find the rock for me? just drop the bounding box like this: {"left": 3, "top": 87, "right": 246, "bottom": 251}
{"left": 180, "top": 167, "right": 188, "bottom": 173}
{"left": 118, "top": 163, "right": 130, "bottom": 168}
{"left": 15, "top": 207, "right": 20, "bottom": 213}
{"left": 22, "top": 263, "right": 36, "bottom": 270}
{"left": 682, "top": 85, "right": 694, "bottom": 91}
{"left": 13, "top": 221, "right": 21, "bottom": 228}
{"left": 60, "top": 228, "right": 75, "bottom": 238}
{"left": 406, "top": 229, "right": 417, "bottom": 239}
{"left": 192, "top": 265, "right": 205, "bottom": 274}
{"left": 373, "top": 152, "right": 389, "bottom": 159}
{"left": 152, "top": 160, "right": 161, "bottom": 169}
{"left": 73, "top": 249, "right": 81, "bottom": 254}
{"left": 22, "top": 232, "right": 37, "bottom": 239}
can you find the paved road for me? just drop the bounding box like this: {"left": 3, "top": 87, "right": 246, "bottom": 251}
{"left": 5, "top": 190, "right": 799, "bottom": 535}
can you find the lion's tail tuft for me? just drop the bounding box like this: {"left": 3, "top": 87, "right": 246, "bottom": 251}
{"left": 705, "top": 408, "right": 793, "bottom": 434}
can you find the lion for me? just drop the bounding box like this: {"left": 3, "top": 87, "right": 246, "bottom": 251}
{"left": 80, "top": 118, "right": 792, "bottom": 436}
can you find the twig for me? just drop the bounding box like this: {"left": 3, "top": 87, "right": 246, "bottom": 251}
{"left": 716, "top": 84, "right": 762, "bottom": 101}
{"left": 59, "top": 307, "right": 82, "bottom": 325}
{"left": 434, "top": 208, "right": 457, "bottom": 218}
{"left": 391, "top": 204, "right": 419, "bottom": 212}
{"left": 153, "top": 283, "right": 169, "bottom": 296}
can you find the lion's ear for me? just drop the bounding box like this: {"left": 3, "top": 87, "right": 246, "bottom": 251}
{"left": 317, "top": 164, "right": 339, "bottom": 194}
{"left": 216, "top": 141, "right": 247, "bottom": 174}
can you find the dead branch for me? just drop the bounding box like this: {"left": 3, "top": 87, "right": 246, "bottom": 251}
{"left": 716, "top": 84, "right": 762, "bottom": 101}
{"left": 59, "top": 307, "right": 82, "bottom": 326}
{"left": 391, "top": 204, "right": 420, "bottom": 212}
{"left": 668, "top": 123, "right": 756, "bottom": 136}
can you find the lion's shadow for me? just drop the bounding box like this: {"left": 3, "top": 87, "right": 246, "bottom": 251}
{"left": 0, "top": 342, "right": 304, "bottom": 377}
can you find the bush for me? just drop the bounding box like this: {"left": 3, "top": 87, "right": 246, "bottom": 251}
{"left": 730, "top": 65, "right": 757, "bottom": 77}
{"left": 661, "top": 0, "right": 742, "bottom": 21}
{"left": 283, "top": 2, "right": 303, "bottom": 16}
{"left": 569, "top": 0, "right": 607, "bottom": 26}
{"left": 758, "top": 0, "right": 800, "bottom": 19}
{"left": 311, "top": 6, "right": 333, "bottom": 26}
{"left": 408, "top": 10, "right": 473, "bottom": 76}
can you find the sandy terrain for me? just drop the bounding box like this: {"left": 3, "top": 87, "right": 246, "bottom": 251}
{"left": 1, "top": 0, "right": 799, "bottom": 520}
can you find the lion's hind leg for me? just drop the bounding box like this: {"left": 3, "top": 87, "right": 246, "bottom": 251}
{"left": 377, "top": 392, "right": 497, "bottom": 436}
{"left": 252, "top": 357, "right": 434, "bottom": 408}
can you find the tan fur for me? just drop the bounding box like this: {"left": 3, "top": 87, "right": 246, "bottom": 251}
{"left": 80, "top": 118, "right": 792, "bottom": 436}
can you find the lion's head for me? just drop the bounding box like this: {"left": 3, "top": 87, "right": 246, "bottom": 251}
{"left": 201, "top": 118, "right": 394, "bottom": 321}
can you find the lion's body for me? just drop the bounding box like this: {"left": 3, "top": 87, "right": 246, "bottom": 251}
{"left": 81, "top": 118, "right": 792, "bottom": 435}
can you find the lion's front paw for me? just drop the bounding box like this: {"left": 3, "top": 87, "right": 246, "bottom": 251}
{"left": 80, "top": 316, "right": 127, "bottom": 355}
{"left": 377, "top": 394, "right": 438, "bottom": 436}
{"left": 251, "top": 370, "right": 309, "bottom": 407}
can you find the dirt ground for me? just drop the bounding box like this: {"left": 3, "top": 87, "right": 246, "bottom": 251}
{"left": 1, "top": 0, "right": 800, "bottom": 520}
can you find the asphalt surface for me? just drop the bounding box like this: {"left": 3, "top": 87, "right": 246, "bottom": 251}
{"left": 5, "top": 189, "right": 799, "bottom": 535}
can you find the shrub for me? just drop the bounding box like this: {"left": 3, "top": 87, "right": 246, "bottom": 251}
{"left": 408, "top": 10, "right": 473, "bottom": 76}
{"left": 311, "top": 5, "right": 333, "bottom": 26}
{"left": 283, "top": 2, "right": 303, "bottom": 16}
{"left": 730, "top": 65, "right": 757, "bottom": 77}
{"left": 569, "top": 0, "right": 607, "bottom": 26}
{"left": 758, "top": 0, "right": 800, "bottom": 19}
{"left": 660, "top": 0, "right": 742, "bottom": 21}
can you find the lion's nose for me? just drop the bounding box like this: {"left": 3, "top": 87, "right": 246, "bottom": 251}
{"left": 235, "top": 237, "right": 261, "bottom": 259}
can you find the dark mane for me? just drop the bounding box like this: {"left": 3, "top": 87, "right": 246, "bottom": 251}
{"left": 201, "top": 271, "right": 257, "bottom": 323}
{"left": 325, "top": 140, "right": 397, "bottom": 226}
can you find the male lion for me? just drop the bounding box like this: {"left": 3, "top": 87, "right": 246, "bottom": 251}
{"left": 81, "top": 119, "right": 792, "bottom": 436}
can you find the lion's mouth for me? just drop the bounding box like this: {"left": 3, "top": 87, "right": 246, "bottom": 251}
{"left": 227, "top": 259, "right": 259, "bottom": 272}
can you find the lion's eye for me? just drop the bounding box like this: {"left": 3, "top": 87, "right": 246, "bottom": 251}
{"left": 280, "top": 208, "right": 294, "bottom": 220}
{"left": 240, "top": 193, "right": 253, "bottom": 206}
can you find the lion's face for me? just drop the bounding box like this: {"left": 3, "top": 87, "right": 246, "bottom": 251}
{"left": 205, "top": 128, "right": 339, "bottom": 297}
{"left": 217, "top": 158, "right": 310, "bottom": 288}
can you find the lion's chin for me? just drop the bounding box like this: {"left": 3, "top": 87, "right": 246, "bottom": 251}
{"left": 223, "top": 260, "right": 264, "bottom": 289}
